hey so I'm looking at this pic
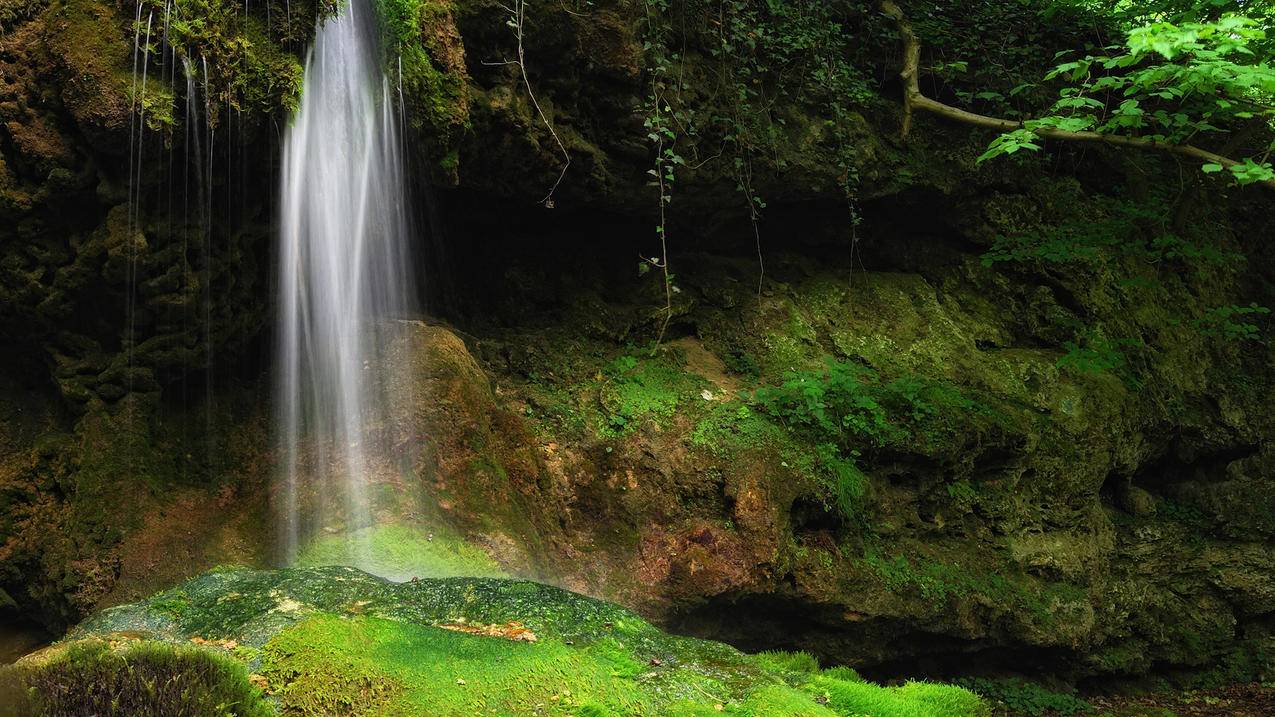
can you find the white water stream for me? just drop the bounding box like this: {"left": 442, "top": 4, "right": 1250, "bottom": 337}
{"left": 277, "top": 0, "right": 413, "bottom": 566}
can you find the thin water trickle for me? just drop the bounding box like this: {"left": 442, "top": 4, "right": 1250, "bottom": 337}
{"left": 278, "top": 0, "right": 414, "bottom": 569}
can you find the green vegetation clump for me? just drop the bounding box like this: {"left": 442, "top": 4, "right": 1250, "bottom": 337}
{"left": 982, "top": 194, "right": 1242, "bottom": 268}
{"left": 1191, "top": 303, "right": 1270, "bottom": 343}
{"left": 956, "top": 677, "right": 1094, "bottom": 717}
{"left": 599, "top": 354, "right": 696, "bottom": 436}
{"left": 753, "top": 359, "right": 993, "bottom": 450}
{"left": 1056, "top": 331, "right": 1144, "bottom": 388}
{"left": 750, "top": 358, "right": 998, "bottom": 522}
{"left": 135, "top": 0, "right": 309, "bottom": 119}
{"left": 373, "top": 0, "right": 469, "bottom": 173}
{"left": 520, "top": 349, "right": 708, "bottom": 442}
{"left": 256, "top": 615, "right": 988, "bottom": 716}
{"left": 1, "top": 639, "right": 271, "bottom": 717}
{"left": 863, "top": 550, "right": 1088, "bottom": 625}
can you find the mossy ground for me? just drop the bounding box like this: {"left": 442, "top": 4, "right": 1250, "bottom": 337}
{"left": 295, "top": 522, "right": 506, "bottom": 581}
{"left": 11, "top": 566, "right": 987, "bottom": 716}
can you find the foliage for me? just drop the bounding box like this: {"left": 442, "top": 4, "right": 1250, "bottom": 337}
{"left": 1190, "top": 303, "right": 1270, "bottom": 341}
{"left": 677, "top": 0, "right": 880, "bottom": 166}
{"left": 2, "top": 640, "right": 271, "bottom": 717}
{"left": 910, "top": 0, "right": 1101, "bottom": 117}
{"left": 956, "top": 677, "right": 1095, "bottom": 717}
{"left": 945, "top": 480, "right": 979, "bottom": 512}
{"left": 1180, "top": 640, "right": 1273, "bottom": 689}
{"left": 866, "top": 550, "right": 1010, "bottom": 604}
{"left": 755, "top": 359, "right": 897, "bottom": 446}
{"left": 630, "top": 0, "right": 885, "bottom": 294}
{"left": 1056, "top": 330, "right": 1144, "bottom": 387}
{"left": 375, "top": 0, "right": 469, "bottom": 166}
{"left": 752, "top": 359, "right": 992, "bottom": 522}
{"left": 981, "top": 194, "right": 1242, "bottom": 267}
{"left": 1157, "top": 499, "right": 1211, "bottom": 531}
{"left": 753, "top": 359, "right": 985, "bottom": 448}
{"left": 641, "top": 0, "right": 681, "bottom": 349}
{"left": 599, "top": 354, "right": 688, "bottom": 436}
{"left": 134, "top": 0, "right": 310, "bottom": 121}
{"left": 977, "top": 10, "right": 1275, "bottom": 185}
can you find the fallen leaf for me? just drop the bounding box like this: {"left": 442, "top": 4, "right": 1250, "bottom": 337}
{"left": 189, "top": 636, "right": 238, "bottom": 650}
{"left": 439, "top": 620, "right": 539, "bottom": 642}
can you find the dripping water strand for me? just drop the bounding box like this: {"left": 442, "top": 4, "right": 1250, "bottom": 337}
{"left": 202, "top": 54, "right": 216, "bottom": 465}
{"left": 125, "top": 1, "right": 141, "bottom": 457}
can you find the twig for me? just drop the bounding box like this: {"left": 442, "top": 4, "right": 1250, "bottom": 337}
{"left": 489, "top": 1, "right": 571, "bottom": 207}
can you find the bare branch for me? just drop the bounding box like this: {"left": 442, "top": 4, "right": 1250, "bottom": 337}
{"left": 494, "top": 0, "right": 571, "bottom": 207}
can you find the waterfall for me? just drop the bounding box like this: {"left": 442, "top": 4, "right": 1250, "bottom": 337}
{"left": 277, "top": 0, "right": 414, "bottom": 567}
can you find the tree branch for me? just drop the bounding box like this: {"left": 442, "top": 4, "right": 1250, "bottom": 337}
{"left": 879, "top": 0, "right": 1275, "bottom": 191}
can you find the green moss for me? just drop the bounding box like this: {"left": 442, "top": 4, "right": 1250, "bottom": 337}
{"left": 257, "top": 616, "right": 985, "bottom": 717}
{"left": 150, "top": 590, "right": 193, "bottom": 619}
{"left": 294, "top": 522, "right": 506, "bottom": 581}
{"left": 235, "top": 17, "right": 306, "bottom": 115}
{"left": 754, "top": 650, "right": 821, "bottom": 675}
{"left": 373, "top": 0, "right": 469, "bottom": 173}
{"left": 818, "top": 676, "right": 989, "bottom": 717}
{"left": 260, "top": 614, "right": 655, "bottom": 715}
{"left": 60, "top": 567, "right": 986, "bottom": 717}
{"left": 598, "top": 354, "right": 698, "bottom": 437}
{"left": 862, "top": 550, "right": 1086, "bottom": 627}
{"left": 737, "top": 684, "right": 842, "bottom": 716}
{"left": 4, "top": 639, "right": 271, "bottom": 717}
{"left": 517, "top": 346, "right": 713, "bottom": 444}
{"left": 691, "top": 402, "right": 781, "bottom": 454}
{"left": 136, "top": 77, "right": 177, "bottom": 130}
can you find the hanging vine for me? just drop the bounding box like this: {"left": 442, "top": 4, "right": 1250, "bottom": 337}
{"left": 641, "top": 0, "right": 684, "bottom": 353}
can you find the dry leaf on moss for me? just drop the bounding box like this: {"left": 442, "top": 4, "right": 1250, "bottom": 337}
{"left": 438, "top": 620, "right": 538, "bottom": 642}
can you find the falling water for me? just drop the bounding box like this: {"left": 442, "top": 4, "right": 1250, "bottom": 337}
{"left": 277, "top": 0, "right": 413, "bottom": 566}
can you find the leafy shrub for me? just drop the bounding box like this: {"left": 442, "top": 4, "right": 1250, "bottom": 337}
{"left": 945, "top": 480, "right": 979, "bottom": 512}
{"left": 754, "top": 359, "right": 992, "bottom": 523}
{"left": 1056, "top": 331, "right": 1143, "bottom": 388}
{"left": 1191, "top": 303, "right": 1270, "bottom": 342}
{"left": 956, "top": 677, "right": 1094, "bottom": 716}
{"left": 754, "top": 359, "right": 898, "bottom": 446}
{"left": 982, "top": 195, "right": 1240, "bottom": 268}
{"left": 6, "top": 640, "right": 271, "bottom": 717}
{"left": 753, "top": 359, "right": 983, "bottom": 448}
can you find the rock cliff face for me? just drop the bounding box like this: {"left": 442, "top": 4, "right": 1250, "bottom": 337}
{"left": 1, "top": 0, "right": 1272, "bottom": 687}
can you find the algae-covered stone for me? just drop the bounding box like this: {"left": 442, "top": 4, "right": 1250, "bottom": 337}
{"left": 11, "top": 566, "right": 988, "bottom": 716}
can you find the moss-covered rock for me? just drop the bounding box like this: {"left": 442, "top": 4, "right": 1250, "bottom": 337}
{"left": 7, "top": 566, "right": 987, "bottom": 716}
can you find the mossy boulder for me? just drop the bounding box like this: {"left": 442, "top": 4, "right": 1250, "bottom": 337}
{"left": 6, "top": 566, "right": 988, "bottom": 716}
